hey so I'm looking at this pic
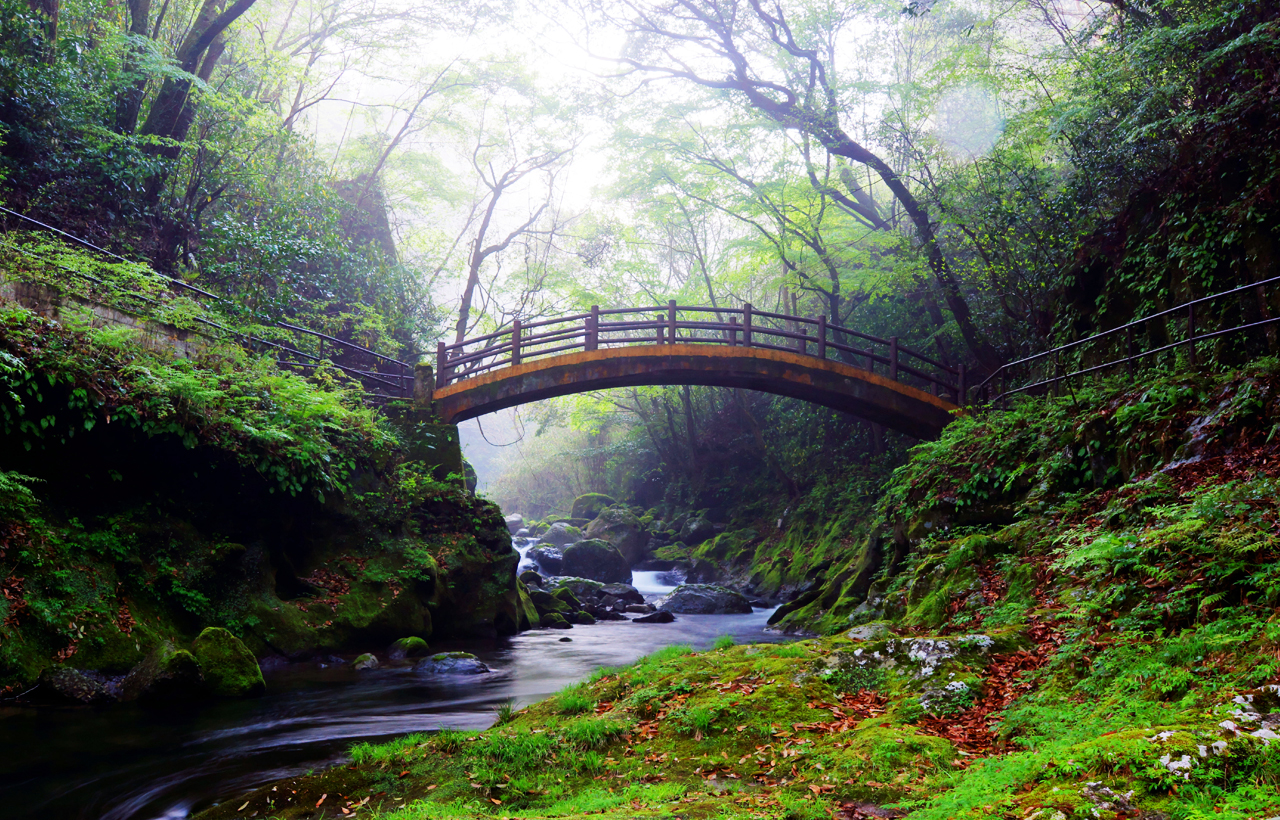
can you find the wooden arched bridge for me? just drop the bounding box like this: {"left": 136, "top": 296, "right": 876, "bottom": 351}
{"left": 425, "top": 303, "right": 967, "bottom": 439}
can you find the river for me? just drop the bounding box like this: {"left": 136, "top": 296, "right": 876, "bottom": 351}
{"left": 0, "top": 551, "right": 789, "bottom": 820}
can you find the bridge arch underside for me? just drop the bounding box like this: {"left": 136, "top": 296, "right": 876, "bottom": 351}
{"left": 434, "top": 345, "right": 958, "bottom": 440}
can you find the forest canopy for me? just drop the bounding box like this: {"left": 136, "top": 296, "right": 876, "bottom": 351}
{"left": 2, "top": 0, "right": 1278, "bottom": 512}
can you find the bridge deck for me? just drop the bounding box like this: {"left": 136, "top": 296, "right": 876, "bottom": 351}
{"left": 434, "top": 344, "right": 959, "bottom": 439}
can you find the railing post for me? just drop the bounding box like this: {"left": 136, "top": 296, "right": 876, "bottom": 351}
{"left": 957, "top": 365, "right": 966, "bottom": 407}
{"left": 511, "top": 319, "right": 522, "bottom": 365}
{"left": 817, "top": 315, "right": 826, "bottom": 360}
{"left": 729, "top": 316, "right": 739, "bottom": 347}
{"left": 436, "top": 341, "right": 447, "bottom": 388}
{"left": 796, "top": 325, "right": 806, "bottom": 355}
{"left": 743, "top": 303, "right": 753, "bottom": 347}
{"left": 1126, "top": 325, "right": 1135, "bottom": 377}
{"left": 1187, "top": 303, "right": 1197, "bottom": 367}
{"left": 889, "top": 337, "right": 899, "bottom": 382}
{"left": 587, "top": 305, "right": 599, "bottom": 351}
{"left": 655, "top": 314, "right": 664, "bottom": 344}
{"left": 668, "top": 300, "right": 677, "bottom": 345}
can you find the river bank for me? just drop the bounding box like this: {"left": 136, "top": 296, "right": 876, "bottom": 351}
{"left": 2, "top": 608, "right": 788, "bottom": 819}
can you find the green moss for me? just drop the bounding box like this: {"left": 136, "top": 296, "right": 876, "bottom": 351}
{"left": 192, "top": 627, "right": 265, "bottom": 697}
{"left": 570, "top": 493, "right": 616, "bottom": 520}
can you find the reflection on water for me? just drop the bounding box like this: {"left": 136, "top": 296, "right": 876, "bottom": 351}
{"left": 0, "top": 609, "right": 787, "bottom": 820}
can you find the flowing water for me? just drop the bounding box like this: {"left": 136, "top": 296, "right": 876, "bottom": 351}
{"left": 1, "top": 544, "right": 788, "bottom": 820}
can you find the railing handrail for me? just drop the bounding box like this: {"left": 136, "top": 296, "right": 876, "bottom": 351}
{"left": 0, "top": 206, "right": 413, "bottom": 401}
{"left": 977, "top": 276, "right": 1280, "bottom": 405}
{"left": 439, "top": 301, "right": 967, "bottom": 405}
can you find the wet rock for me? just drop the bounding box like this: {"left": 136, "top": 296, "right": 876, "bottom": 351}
{"left": 538, "top": 522, "right": 583, "bottom": 547}
{"left": 545, "top": 577, "right": 606, "bottom": 602}
{"left": 585, "top": 506, "right": 649, "bottom": 565}
{"left": 192, "top": 628, "right": 266, "bottom": 697}
{"left": 593, "top": 609, "right": 628, "bottom": 621}
{"left": 559, "top": 637, "right": 572, "bottom": 642}
{"left": 568, "top": 610, "right": 597, "bottom": 625}
{"left": 417, "top": 652, "right": 491, "bottom": 675}
{"left": 121, "top": 643, "right": 205, "bottom": 702}
{"left": 527, "top": 546, "right": 564, "bottom": 575}
{"left": 633, "top": 610, "right": 676, "bottom": 623}
{"left": 541, "top": 612, "right": 572, "bottom": 629}
{"left": 504, "top": 514, "right": 524, "bottom": 534}
{"left": 600, "top": 583, "right": 644, "bottom": 605}
{"left": 39, "top": 666, "right": 118, "bottom": 704}
{"left": 387, "top": 636, "right": 431, "bottom": 661}
{"left": 515, "top": 527, "right": 531, "bottom": 537}
{"left": 847, "top": 622, "right": 893, "bottom": 642}
{"left": 352, "top": 653, "right": 379, "bottom": 670}
{"left": 685, "top": 558, "right": 722, "bottom": 584}
{"left": 657, "top": 584, "right": 753, "bottom": 615}
{"left": 529, "top": 588, "right": 572, "bottom": 615}
{"left": 258, "top": 654, "right": 290, "bottom": 674}
{"left": 679, "top": 516, "right": 717, "bottom": 546}
{"left": 571, "top": 493, "right": 616, "bottom": 520}
{"left": 626, "top": 603, "right": 654, "bottom": 613}
{"left": 561, "top": 540, "right": 632, "bottom": 584}
{"left": 519, "top": 569, "right": 544, "bottom": 588}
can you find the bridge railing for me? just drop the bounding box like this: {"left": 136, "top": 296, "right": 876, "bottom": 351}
{"left": 972, "top": 275, "right": 1280, "bottom": 407}
{"left": 438, "top": 301, "right": 967, "bottom": 405}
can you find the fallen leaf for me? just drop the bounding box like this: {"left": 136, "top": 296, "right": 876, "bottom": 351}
{"left": 316, "top": 794, "right": 327, "bottom": 807}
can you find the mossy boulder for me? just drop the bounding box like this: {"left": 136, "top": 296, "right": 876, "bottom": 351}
{"left": 584, "top": 505, "right": 650, "bottom": 565}
{"left": 417, "top": 652, "right": 490, "bottom": 675}
{"left": 656, "top": 584, "right": 752, "bottom": 614}
{"left": 679, "top": 516, "right": 717, "bottom": 546}
{"left": 561, "top": 539, "right": 632, "bottom": 584}
{"left": 519, "top": 569, "right": 544, "bottom": 587}
{"left": 38, "top": 666, "right": 117, "bottom": 704}
{"left": 527, "top": 546, "right": 564, "bottom": 575}
{"left": 538, "top": 522, "right": 583, "bottom": 547}
{"left": 569, "top": 610, "right": 596, "bottom": 625}
{"left": 120, "top": 643, "right": 205, "bottom": 702}
{"left": 388, "top": 636, "right": 430, "bottom": 660}
{"left": 352, "top": 653, "right": 379, "bottom": 670}
{"left": 541, "top": 612, "right": 572, "bottom": 629}
{"left": 571, "top": 493, "right": 616, "bottom": 520}
{"left": 192, "top": 628, "right": 266, "bottom": 697}
{"left": 529, "top": 588, "right": 571, "bottom": 615}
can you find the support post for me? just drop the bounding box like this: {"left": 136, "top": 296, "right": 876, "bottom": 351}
{"left": 1126, "top": 325, "right": 1135, "bottom": 377}
{"left": 742, "top": 303, "right": 753, "bottom": 347}
{"left": 889, "top": 337, "right": 899, "bottom": 382}
{"left": 413, "top": 363, "right": 434, "bottom": 407}
{"left": 817, "top": 315, "right": 826, "bottom": 360}
{"left": 728, "top": 316, "right": 739, "bottom": 346}
{"left": 511, "top": 319, "right": 522, "bottom": 365}
{"left": 1187, "top": 303, "right": 1197, "bottom": 367}
{"left": 586, "top": 305, "right": 599, "bottom": 351}
{"left": 667, "top": 300, "right": 677, "bottom": 344}
{"left": 435, "top": 342, "right": 447, "bottom": 388}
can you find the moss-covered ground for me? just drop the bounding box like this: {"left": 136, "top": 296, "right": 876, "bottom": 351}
{"left": 198, "top": 361, "right": 1280, "bottom": 819}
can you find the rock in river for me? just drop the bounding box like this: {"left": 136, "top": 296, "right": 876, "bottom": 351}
{"left": 192, "top": 627, "right": 266, "bottom": 697}
{"left": 633, "top": 610, "right": 676, "bottom": 623}
{"left": 387, "top": 636, "right": 431, "bottom": 661}
{"left": 657, "top": 584, "right": 753, "bottom": 615}
{"left": 538, "top": 522, "right": 583, "bottom": 547}
{"left": 416, "top": 652, "right": 491, "bottom": 675}
{"left": 561, "top": 539, "right": 632, "bottom": 584}
{"left": 527, "top": 546, "right": 564, "bottom": 575}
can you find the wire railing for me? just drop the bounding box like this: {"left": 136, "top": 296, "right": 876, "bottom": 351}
{"left": 972, "top": 276, "right": 1280, "bottom": 407}
{"left": 439, "top": 301, "right": 967, "bottom": 404}
{"left": 0, "top": 206, "right": 414, "bottom": 402}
